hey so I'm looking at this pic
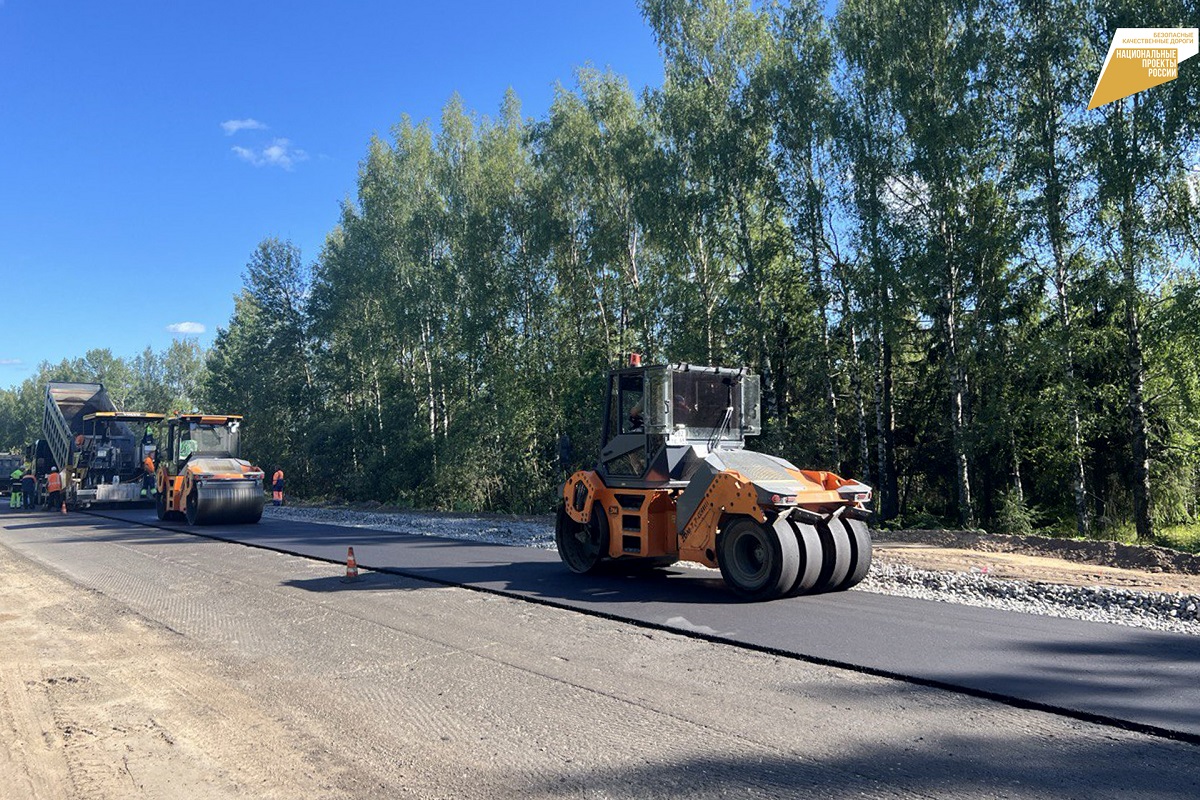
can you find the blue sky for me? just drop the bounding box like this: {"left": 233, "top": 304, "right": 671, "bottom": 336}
{"left": 0, "top": 1, "right": 665, "bottom": 390}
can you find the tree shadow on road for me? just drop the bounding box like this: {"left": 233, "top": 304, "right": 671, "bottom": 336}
{"left": 515, "top": 733, "right": 1200, "bottom": 800}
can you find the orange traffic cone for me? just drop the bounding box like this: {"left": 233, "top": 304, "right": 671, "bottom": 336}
{"left": 61, "top": 499, "right": 67, "bottom": 514}
{"left": 344, "top": 547, "right": 359, "bottom": 581}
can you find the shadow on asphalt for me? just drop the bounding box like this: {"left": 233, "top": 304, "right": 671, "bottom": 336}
{"left": 2, "top": 515, "right": 111, "bottom": 531}
{"left": 83, "top": 508, "right": 742, "bottom": 605}
{"left": 282, "top": 557, "right": 736, "bottom": 606}
{"left": 282, "top": 573, "right": 413, "bottom": 592}
{"left": 521, "top": 739, "right": 1200, "bottom": 799}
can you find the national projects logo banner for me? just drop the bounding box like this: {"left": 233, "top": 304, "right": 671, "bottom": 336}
{"left": 1088, "top": 28, "right": 1198, "bottom": 110}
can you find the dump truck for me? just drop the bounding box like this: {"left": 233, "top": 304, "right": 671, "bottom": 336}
{"left": 556, "top": 359, "right": 873, "bottom": 601}
{"left": 42, "top": 382, "right": 164, "bottom": 508}
{"left": 156, "top": 413, "right": 264, "bottom": 525}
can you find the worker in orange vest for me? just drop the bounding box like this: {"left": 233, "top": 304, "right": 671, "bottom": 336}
{"left": 272, "top": 469, "right": 285, "bottom": 506}
{"left": 142, "top": 454, "right": 156, "bottom": 497}
{"left": 45, "top": 467, "right": 64, "bottom": 512}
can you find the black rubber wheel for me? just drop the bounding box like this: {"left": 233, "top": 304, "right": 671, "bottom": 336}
{"left": 156, "top": 491, "right": 168, "bottom": 521}
{"left": 185, "top": 491, "right": 202, "bottom": 525}
{"left": 838, "top": 517, "right": 873, "bottom": 590}
{"left": 718, "top": 517, "right": 799, "bottom": 601}
{"left": 555, "top": 503, "right": 608, "bottom": 574}
{"left": 812, "top": 519, "right": 852, "bottom": 593}
{"left": 783, "top": 519, "right": 823, "bottom": 596}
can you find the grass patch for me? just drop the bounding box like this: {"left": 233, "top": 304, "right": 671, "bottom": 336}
{"left": 1089, "top": 522, "right": 1200, "bottom": 554}
{"left": 1152, "top": 524, "right": 1200, "bottom": 554}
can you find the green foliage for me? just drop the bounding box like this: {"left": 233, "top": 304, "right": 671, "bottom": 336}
{"left": 0, "top": 345, "right": 209, "bottom": 451}
{"left": 1153, "top": 525, "right": 1200, "bottom": 555}
{"left": 205, "top": 238, "right": 316, "bottom": 492}
{"left": 8, "top": 0, "right": 1200, "bottom": 546}
{"left": 193, "top": 0, "right": 1200, "bottom": 535}
{"left": 992, "top": 490, "right": 1039, "bottom": 536}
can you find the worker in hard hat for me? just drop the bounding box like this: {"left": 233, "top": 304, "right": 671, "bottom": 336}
{"left": 45, "top": 467, "right": 63, "bottom": 512}
{"left": 20, "top": 470, "right": 35, "bottom": 509}
{"left": 9, "top": 465, "right": 24, "bottom": 509}
{"left": 271, "top": 468, "right": 285, "bottom": 506}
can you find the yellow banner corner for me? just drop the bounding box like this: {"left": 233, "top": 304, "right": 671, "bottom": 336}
{"left": 1088, "top": 28, "right": 1198, "bottom": 110}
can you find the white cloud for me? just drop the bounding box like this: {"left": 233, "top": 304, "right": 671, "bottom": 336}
{"left": 232, "top": 138, "right": 309, "bottom": 170}
{"left": 167, "top": 322, "right": 206, "bottom": 335}
{"left": 0, "top": 358, "right": 22, "bottom": 366}
{"left": 221, "top": 118, "right": 267, "bottom": 135}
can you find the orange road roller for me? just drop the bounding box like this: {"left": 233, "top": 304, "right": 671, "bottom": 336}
{"left": 557, "top": 360, "right": 872, "bottom": 601}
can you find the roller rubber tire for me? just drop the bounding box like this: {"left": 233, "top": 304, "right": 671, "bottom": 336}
{"left": 838, "top": 517, "right": 873, "bottom": 590}
{"left": 718, "top": 517, "right": 800, "bottom": 601}
{"left": 156, "top": 492, "right": 168, "bottom": 521}
{"left": 812, "top": 519, "right": 852, "bottom": 593}
{"left": 556, "top": 504, "right": 608, "bottom": 574}
{"left": 782, "top": 519, "right": 823, "bottom": 596}
{"left": 185, "top": 490, "right": 202, "bottom": 525}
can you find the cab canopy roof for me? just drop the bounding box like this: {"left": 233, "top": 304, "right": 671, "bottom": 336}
{"left": 82, "top": 412, "right": 166, "bottom": 423}
{"left": 169, "top": 414, "right": 243, "bottom": 424}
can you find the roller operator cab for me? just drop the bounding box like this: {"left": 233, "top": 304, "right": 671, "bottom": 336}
{"left": 156, "top": 414, "right": 264, "bottom": 525}
{"left": 557, "top": 361, "right": 873, "bottom": 601}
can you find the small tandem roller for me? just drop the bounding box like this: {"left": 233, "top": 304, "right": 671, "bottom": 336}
{"left": 156, "top": 414, "right": 264, "bottom": 525}
{"left": 557, "top": 359, "right": 873, "bottom": 601}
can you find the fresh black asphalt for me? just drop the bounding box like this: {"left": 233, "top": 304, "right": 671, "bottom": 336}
{"left": 93, "top": 509, "right": 1200, "bottom": 742}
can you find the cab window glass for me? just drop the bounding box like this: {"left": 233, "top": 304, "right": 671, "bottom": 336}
{"left": 671, "top": 371, "right": 742, "bottom": 437}
{"left": 606, "top": 380, "right": 620, "bottom": 443}
{"left": 619, "top": 374, "right": 644, "bottom": 434}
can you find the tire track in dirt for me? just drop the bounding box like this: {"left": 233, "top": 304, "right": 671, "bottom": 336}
{"left": 0, "top": 661, "right": 71, "bottom": 798}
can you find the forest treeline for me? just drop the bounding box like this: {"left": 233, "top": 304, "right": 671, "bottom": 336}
{"left": 0, "top": 342, "right": 208, "bottom": 450}
{"left": 4, "top": 0, "right": 1200, "bottom": 540}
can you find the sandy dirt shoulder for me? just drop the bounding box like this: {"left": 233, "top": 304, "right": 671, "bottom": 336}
{"left": 872, "top": 538, "right": 1200, "bottom": 595}
{"left": 0, "top": 542, "right": 351, "bottom": 800}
